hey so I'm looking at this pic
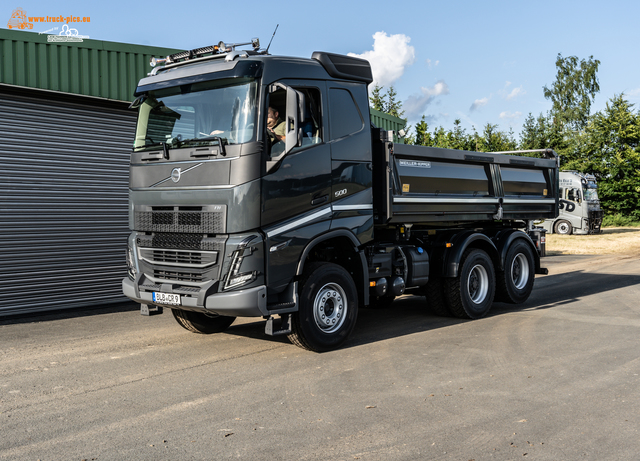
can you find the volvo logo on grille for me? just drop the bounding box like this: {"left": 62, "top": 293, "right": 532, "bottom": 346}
{"left": 170, "top": 168, "right": 181, "bottom": 183}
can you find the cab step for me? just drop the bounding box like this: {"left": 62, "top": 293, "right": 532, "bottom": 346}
{"left": 265, "top": 314, "right": 292, "bottom": 336}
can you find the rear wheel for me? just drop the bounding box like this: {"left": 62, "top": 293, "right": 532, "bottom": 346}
{"left": 555, "top": 219, "right": 572, "bottom": 235}
{"left": 496, "top": 240, "right": 535, "bottom": 304}
{"left": 422, "top": 277, "right": 452, "bottom": 317}
{"left": 445, "top": 249, "right": 495, "bottom": 319}
{"left": 288, "top": 262, "right": 358, "bottom": 352}
{"left": 172, "top": 309, "right": 235, "bottom": 334}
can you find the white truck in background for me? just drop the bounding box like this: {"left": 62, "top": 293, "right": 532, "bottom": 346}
{"left": 540, "top": 171, "right": 603, "bottom": 235}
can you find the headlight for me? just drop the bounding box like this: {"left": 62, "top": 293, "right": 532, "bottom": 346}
{"left": 126, "top": 246, "right": 137, "bottom": 280}
{"left": 222, "top": 236, "right": 257, "bottom": 291}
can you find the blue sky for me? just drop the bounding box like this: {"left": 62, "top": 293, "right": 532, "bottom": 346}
{"left": 7, "top": 0, "right": 640, "bottom": 139}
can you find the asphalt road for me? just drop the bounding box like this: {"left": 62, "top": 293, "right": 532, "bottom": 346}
{"left": 2, "top": 253, "right": 639, "bottom": 461}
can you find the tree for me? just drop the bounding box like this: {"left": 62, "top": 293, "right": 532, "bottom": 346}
{"left": 369, "top": 85, "right": 404, "bottom": 118}
{"left": 567, "top": 94, "right": 640, "bottom": 219}
{"left": 450, "top": 119, "right": 471, "bottom": 151}
{"left": 369, "top": 84, "right": 385, "bottom": 112}
{"left": 478, "top": 123, "right": 517, "bottom": 152}
{"left": 413, "top": 116, "right": 432, "bottom": 146}
{"left": 384, "top": 86, "right": 404, "bottom": 119}
{"left": 519, "top": 113, "right": 547, "bottom": 150}
{"left": 543, "top": 54, "right": 601, "bottom": 132}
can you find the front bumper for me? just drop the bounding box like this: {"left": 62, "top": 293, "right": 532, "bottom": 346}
{"left": 123, "top": 277, "right": 268, "bottom": 317}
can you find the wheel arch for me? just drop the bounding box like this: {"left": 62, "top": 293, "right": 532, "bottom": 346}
{"left": 493, "top": 229, "right": 540, "bottom": 273}
{"left": 296, "top": 229, "right": 369, "bottom": 306}
{"left": 441, "top": 232, "right": 498, "bottom": 278}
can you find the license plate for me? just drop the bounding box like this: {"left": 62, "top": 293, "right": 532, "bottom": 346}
{"left": 152, "top": 292, "right": 181, "bottom": 305}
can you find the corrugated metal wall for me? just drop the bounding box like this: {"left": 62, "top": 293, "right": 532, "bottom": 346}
{"left": 0, "top": 30, "right": 181, "bottom": 316}
{"left": 0, "top": 89, "right": 135, "bottom": 315}
{"left": 0, "top": 29, "right": 180, "bottom": 102}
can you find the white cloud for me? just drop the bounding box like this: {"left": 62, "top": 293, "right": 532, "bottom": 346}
{"left": 426, "top": 59, "right": 440, "bottom": 68}
{"left": 348, "top": 31, "right": 415, "bottom": 88}
{"left": 627, "top": 88, "right": 640, "bottom": 99}
{"left": 470, "top": 97, "right": 489, "bottom": 112}
{"left": 506, "top": 86, "right": 525, "bottom": 100}
{"left": 404, "top": 80, "right": 450, "bottom": 121}
{"left": 499, "top": 111, "right": 523, "bottom": 120}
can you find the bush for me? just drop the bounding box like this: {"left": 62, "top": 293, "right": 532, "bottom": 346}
{"left": 602, "top": 214, "right": 640, "bottom": 228}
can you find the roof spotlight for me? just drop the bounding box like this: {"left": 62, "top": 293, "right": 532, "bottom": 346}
{"left": 150, "top": 56, "right": 169, "bottom": 67}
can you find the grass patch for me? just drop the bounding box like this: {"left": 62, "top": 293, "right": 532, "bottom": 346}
{"left": 546, "top": 227, "right": 640, "bottom": 255}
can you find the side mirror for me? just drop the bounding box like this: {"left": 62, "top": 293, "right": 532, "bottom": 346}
{"left": 266, "top": 83, "right": 307, "bottom": 173}
{"left": 285, "top": 87, "right": 307, "bottom": 154}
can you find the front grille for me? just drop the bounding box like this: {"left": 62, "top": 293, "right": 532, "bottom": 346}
{"left": 134, "top": 206, "right": 226, "bottom": 234}
{"left": 137, "top": 233, "right": 224, "bottom": 251}
{"left": 174, "top": 286, "right": 200, "bottom": 294}
{"left": 141, "top": 283, "right": 162, "bottom": 291}
{"left": 178, "top": 212, "right": 202, "bottom": 226}
{"left": 153, "top": 269, "right": 204, "bottom": 283}
{"left": 152, "top": 213, "right": 174, "bottom": 225}
{"left": 139, "top": 248, "right": 217, "bottom": 268}
{"left": 152, "top": 250, "right": 202, "bottom": 265}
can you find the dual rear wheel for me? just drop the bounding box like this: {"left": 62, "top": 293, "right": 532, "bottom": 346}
{"left": 426, "top": 240, "right": 535, "bottom": 319}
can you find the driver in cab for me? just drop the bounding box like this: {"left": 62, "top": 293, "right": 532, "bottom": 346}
{"left": 267, "top": 106, "right": 285, "bottom": 143}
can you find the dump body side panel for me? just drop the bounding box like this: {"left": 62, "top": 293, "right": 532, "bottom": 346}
{"left": 373, "top": 142, "right": 558, "bottom": 225}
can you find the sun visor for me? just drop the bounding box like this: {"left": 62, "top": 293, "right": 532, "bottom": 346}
{"left": 135, "top": 60, "right": 263, "bottom": 95}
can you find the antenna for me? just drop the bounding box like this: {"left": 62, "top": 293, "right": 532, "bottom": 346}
{"left": 265, "top": 24, "right": 279, "bottom": 54}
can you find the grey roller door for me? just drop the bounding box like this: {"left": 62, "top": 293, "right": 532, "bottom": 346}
{"left": 0, "top": 89, "right": 136, "bottom": 315}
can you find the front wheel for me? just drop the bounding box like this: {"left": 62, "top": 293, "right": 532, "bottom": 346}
{"left": 172, "top": 309, "right": 235, "bottom": 334}
{"left": 445, "top": 249, "right": 495, "bottom": 319}
{"left": 555, "top": 219, "right": 572, "bottom": 235}
{"left": 288, "top": 262, "right": 358, "bottom": 352}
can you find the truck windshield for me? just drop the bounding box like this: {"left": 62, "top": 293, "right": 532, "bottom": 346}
{"left": 584, "top": 187, "right": 599, "bottom": 201}
{"left": 133, "top": 78, "right": 257, "bottom": 152}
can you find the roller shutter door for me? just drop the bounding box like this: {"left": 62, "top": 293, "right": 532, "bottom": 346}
{"left": 0, "top": 90, "right": 136, "bottom": 315}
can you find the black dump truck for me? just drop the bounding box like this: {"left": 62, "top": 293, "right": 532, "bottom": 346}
{"left": 123, "top": 39, "right": 559, "bottom": 351}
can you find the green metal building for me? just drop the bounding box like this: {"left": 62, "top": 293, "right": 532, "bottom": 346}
{"left": 0, "top": 29, "right": 406, "bottom": 316}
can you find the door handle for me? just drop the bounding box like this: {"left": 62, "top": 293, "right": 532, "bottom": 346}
{"left": 311, "top": 195, "right": 328, "bottom": 206}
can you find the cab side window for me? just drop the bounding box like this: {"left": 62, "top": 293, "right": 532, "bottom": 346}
{"left": 329, "top": 88, "right": 363, "bottom": 140}
{"left": 296, "top": 87, "right": 323, "bottom": 147}
{"left": 566, "top": 188, "right": 581, "bottom": 202}
{"left": 266, "top": 86, "right": 322, "bottom": 156}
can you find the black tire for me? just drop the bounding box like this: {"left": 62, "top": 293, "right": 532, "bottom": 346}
{"left": 445, "top": 249, "right": 495, "bottom": 319}
{"left": 495, "top": 240, "right": 535, "bottom": 304}
{"left": 172, "top": 309, "right": 235, "bottom": 334}
{"left": 288, "top": 262, "right": 358, "bottom": 352}
{"left": 422, "top": 277, "right": 452, "bottom": 317}
{"left": 554, "top": 219, "right": 572, "bottom": 235}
